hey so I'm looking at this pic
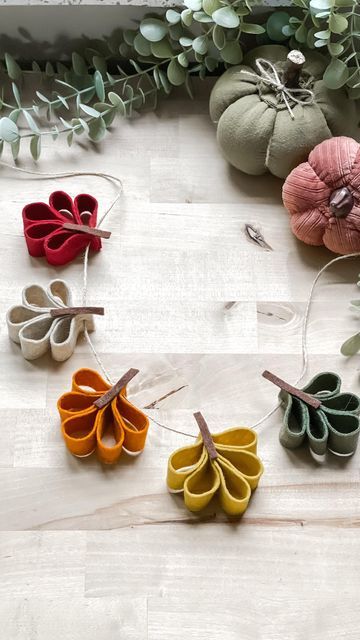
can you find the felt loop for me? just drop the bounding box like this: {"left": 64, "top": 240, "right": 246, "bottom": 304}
{"left": 279, "top": 372, "right": 360, "bottom": 456}
{"left": 167, "top": 425, "right": 263, "bottom": 516}
{"left": 6, "top": 279, "right": 95, "bottom": 361}
{"left": 243, "top": 57, "right": 314, "bottom": 120}
{"left": 58, "top": 368, "right": 149, "bottom": 464}
{"left": 22, "top": 190, "right": 102, "bottom": 266}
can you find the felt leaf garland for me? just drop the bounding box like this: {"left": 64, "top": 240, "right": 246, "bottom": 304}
{"left": 22, "top": 190, "right": 109, "bottom": 266}
{"left": 167, "top": 412, "right": 263, "bottom": 516}
{"left": 6, "top": 279, "right": 97, "bottom": 361}
{"left": 58, "top": 368, "right": 149, "bottom": 464}
{"left": 264, "top": 371, "right": 360, "bottom": 456}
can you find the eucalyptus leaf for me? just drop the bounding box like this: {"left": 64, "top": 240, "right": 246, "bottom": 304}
{"left": 12, "top": 83, "right": 21, "bottom": 107}
{"left": 181, "top": 9, "right": 193, "bottom": 27}
{"left": 184, "top": 0, "right": 201, "bottom": 10}
{"left": 94, "top": 70, "right": 105, "bottom": 101}
{"left": 341, "top": 333, "right": 360, "bottom": 356}
{"left": 203, "top": 0, "right": 221, "bottom": 16}
{"left": 134, "top": 33, "right": 152, "bottom": 56}
{"left": 140, "top": 18, "right": 168, "bottom": 43}
{"left": 241, "top": 23, "right": 265, "bottom": 35}
{"left": 323, "top": 57, "right": 349, "bottom": 88}
{"left": 179, "top": 36, "right": 193, "bottom": 47}
{"left": 192, "top": 35, "right": 208, "bottom": 55}
{"left": 167, "top": 59, "right": 187, "bottom": 86}
{"left": 30, "top": 135, "right": 41, "bottom": 161}
{"left": 329, "top": 13, "right": 348, "bottom": 34}
{"left": 178, "top": 52, "right": 189, "bottom": 67}
{"left": 11, "top": 137, "right": 20, "bottom": 161}
{"left": 220, "top": 41, "right": 243, "bottom": 64}
{"left": 212, "top": 7, "right": 240, "bottom": 29}
{"left": 151, "top": 38, "right": 174, "bottom": 58}
{"left": 5, "top": 53, "right": 22, "bottom": 81}
{"left": 80, "top": 103, "right": 101, "bottom": 118}
{"left": 193, "top": 11, "right": 213, "bottom": 22}
{"left": 0, "top": 117, "right": 19, "bottom": 143}
{"left": 88, "top": 117, "right": 107, "bottom": 142}
{"left": 212, "top": 25, "right": 226, "bottom": 50}
{"left": 72, "top": 52, "right": 88, "bottom": 76}
{"left": 266, "top": 11, "right": 290, "bottom": 42}
{"left": 23, "top": 110, "right": 40, "bottom": 133}
{"left": 166, "top": 9, "right": 181, "bottom": 24}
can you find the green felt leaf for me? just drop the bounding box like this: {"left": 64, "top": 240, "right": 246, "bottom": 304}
{"left": 30, "top": 135, "right": 41, "bottom": 160}
{"left": 323, "top": 57, "right": 349, "bottom": 88}
{"left": 167, "top": 59, "right": 187, "bottom": 86}
{"left": 0, "top": 117, "right": 19, "bottom": 143}
{"left": 140, "top": 18, "right": 168, "bottom": 42}
{"left": 212, "top": 7, "right": 240, "bottom": 29}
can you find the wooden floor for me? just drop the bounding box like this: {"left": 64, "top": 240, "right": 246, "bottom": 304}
{"left": 1, "top": 81, "right": 360, "bottom": 638}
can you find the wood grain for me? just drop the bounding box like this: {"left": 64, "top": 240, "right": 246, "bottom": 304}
{"left": 0, "top": 80, "right": 360, "bottom": 638}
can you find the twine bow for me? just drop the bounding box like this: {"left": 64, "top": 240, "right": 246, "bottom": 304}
{"left": 246, "top": 57, "right": 314, "bottom": 120}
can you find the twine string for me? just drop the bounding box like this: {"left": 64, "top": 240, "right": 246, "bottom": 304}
{"left": 1, "top": 162, "right": 359, "bottom": 439}
{"left": 243, "top": 57, "right": 314, "bottom": 120}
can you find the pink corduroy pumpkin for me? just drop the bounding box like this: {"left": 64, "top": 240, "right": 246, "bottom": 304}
{"left": 283, "top": 137, "right": 360, "bottom": 255}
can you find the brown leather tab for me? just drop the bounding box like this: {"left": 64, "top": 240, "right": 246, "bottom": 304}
{"left": 62, "top": 222, "right": 111, "bottom": 239}
{"left": 262, "top": 370, "right": 321, "bottom": 409}
{"left": 94, "top": 368, "right": 140, "bottom": 409}
{"left": 50, "top": 306, "right": 104, "bottom": 318}
{"left": 193, "top": 412, "right": 218, "bottom": 460}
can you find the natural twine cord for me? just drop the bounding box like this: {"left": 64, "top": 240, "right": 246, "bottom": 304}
{"left": 1, "top": 162, "right": 359, "bottom": 439}
{"left": 243, "top": 58, "right": 314, "bottom": 120}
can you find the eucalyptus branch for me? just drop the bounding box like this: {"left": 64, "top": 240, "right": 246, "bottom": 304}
{"left": 0, "top": 0, "right": 358, "bottom": 160}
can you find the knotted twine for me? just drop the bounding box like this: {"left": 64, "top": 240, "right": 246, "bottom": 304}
{"left": 1, "top": 161, "right": 359, "bottom": 439}
{"left": 244, "top": 57, "right": 315, "bottom": 120}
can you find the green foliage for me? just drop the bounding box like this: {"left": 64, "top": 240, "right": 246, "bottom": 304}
{"left": 267, "top": 0, "right": 360, "bottom": 97}
{"left": 0, "top": 0, "right": 358, "bottom": 159}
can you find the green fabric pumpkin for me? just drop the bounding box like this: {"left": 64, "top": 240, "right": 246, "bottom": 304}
{"left": 209, "top": 45, "right": 360, "bottom": 179}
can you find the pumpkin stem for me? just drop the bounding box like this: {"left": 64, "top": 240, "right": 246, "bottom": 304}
{"left": 283, "top": 50, "right": 306, "bottom": 88}
{"left": 329, "top": 187, "right": 354, "bottom": 218}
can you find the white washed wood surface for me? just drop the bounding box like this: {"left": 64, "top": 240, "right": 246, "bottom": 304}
{"left": 0, "top": 81, "right": 359, "bottom": 638}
